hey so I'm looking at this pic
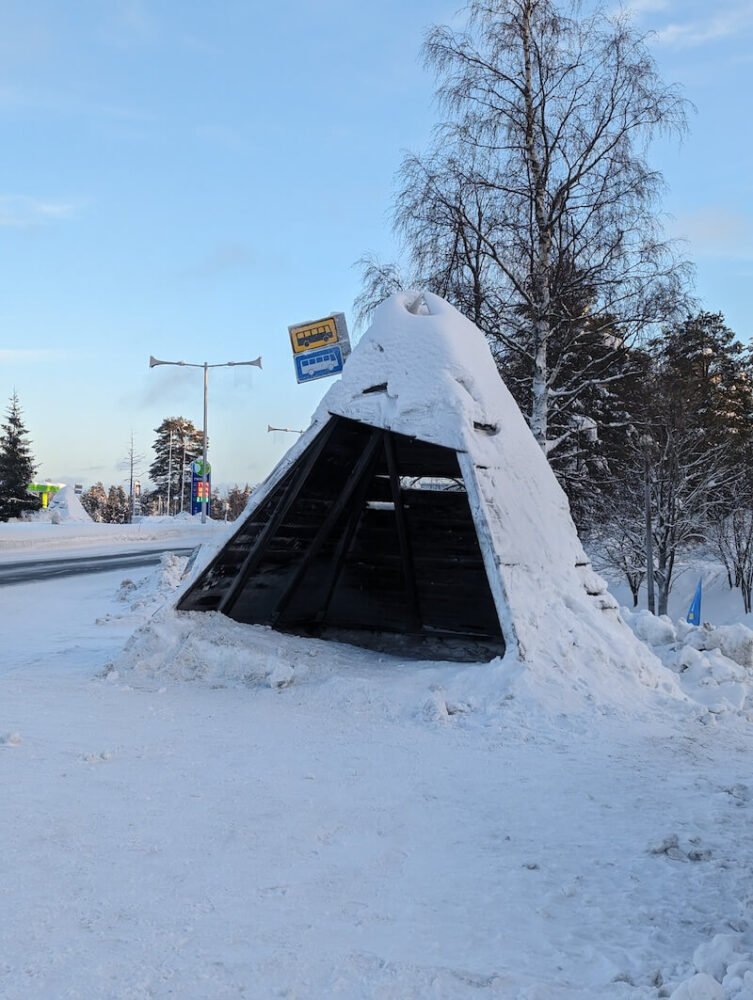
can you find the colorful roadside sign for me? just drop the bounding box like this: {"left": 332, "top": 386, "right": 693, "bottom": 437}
{"left": 26, "top": 482, "right": 64, "bottom": 508}
{"left": 294, "top": 344, "right": 346, "bottom": 383}
{"left": 289, "top": 313, "right": 350, "bottom": 356}
{"left": 26, "top": 482, "right": 64, "bottom": 493}
{"left": 191, "top": 460, "right": 212, "bottom": 516}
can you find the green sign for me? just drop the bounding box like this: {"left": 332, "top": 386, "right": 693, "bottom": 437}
{"left": 27, "top": 483, "right": 63, "bottom": 494}
{"left": 191, "top": 459, "right": 211, "bottom": 478}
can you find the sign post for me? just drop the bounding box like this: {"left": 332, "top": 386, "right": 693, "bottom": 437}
{"left": 289, "top": 313, "right": 350, "bottom": 384}
{"left": 26, "top": 482, "right": 64, "bottom": 508}
{"left": 191, "top": 460, "right": 211, "bottom": 517}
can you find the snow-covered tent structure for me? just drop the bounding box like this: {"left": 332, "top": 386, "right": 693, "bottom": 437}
{"left": 178, "top": 292, "right": 649, "bottom": 669}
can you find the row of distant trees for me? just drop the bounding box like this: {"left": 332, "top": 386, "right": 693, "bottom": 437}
{"left": 79, "top": 476, "right": 253, "bottom": 524}
{"left": 0, "top": 393, "right": 254, "bottom": 525}
{"left": 80, "top": 416, "right": 254, "bottom": 522}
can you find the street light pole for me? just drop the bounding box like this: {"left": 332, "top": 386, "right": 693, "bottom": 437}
{"left": 166, "top": 429, "right": 174, "bottom": 516}
{"left": 202, "top": 362, "right": 209, "bottom": 524}
{"left": 149, "top": 354, "right": 262, "bottom": 524}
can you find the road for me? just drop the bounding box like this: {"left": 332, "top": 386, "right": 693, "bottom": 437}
{"left": 0, "top": 546, "right": 194, "bottom": 586}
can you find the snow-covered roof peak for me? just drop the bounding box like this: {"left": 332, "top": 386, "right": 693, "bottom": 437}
{"left": 315, "top": 291, "right": 528, "bottom": 462}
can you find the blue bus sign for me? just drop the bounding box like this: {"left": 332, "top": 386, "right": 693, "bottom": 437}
{"left": 294, "top": 344, "right": 345, "bottom": 383}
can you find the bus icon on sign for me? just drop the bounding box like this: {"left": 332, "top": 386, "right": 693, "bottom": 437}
{"left": 289, "top": 313, "right": 350, "bottom": 357}
{"left": 290, "top": 316, "right": 338, "bottom": 353}
{"left": 294, "top": 345, "right": 345, "bottom": 383}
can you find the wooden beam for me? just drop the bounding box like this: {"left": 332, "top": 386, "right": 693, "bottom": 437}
{"left": 218, "top": 419, "right": 337, "bottom": 616}
{"left": 270, "top": 427, "right": 383, "bottom": 625}
{"left": 383, "top": 430, "right": 422, "bottom": 632}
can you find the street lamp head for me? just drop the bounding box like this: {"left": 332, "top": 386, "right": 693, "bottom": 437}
{"left": 149, "top": 355, "right": 188, "bottom": 368}
{"left": 225, "top": 357, "right": 262, "bottom": 369}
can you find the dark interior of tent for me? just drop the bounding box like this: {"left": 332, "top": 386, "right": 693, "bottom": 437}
{"left": 177, "top": 416, "right": 505, "bottom": 661}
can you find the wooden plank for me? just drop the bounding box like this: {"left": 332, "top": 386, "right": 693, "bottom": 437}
{"left": 217, "top": 419, "right": 338, "bottom": 616}
{"left": 270, "top": 428, "right": 383, "bottom": 625}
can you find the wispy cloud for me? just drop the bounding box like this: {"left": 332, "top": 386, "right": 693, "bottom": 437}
{"left": 195, "top": 124, "right": 249, "bottom": 153}
{"left": 0, "top": 349, "right": 73, "bottom": 363}
{"left": 668, "top": 207, "right": 753, "bottom": 259}
{"left": 0, "top": 195, "right": 76, "bottom": 228}
{"left": 179, "top": 241, "right": 256, "bottom": 281}
{"left": 653, "top": 3, "right": 753, "bottom": 47}
{"left": 103, "top": 0, "right": 158, "bottom": 47}
{"left": 0, "top": 83, "right": 156, "bottom": 126}
{"left": 621, "top": 0, "right": 671, "bottom": 16}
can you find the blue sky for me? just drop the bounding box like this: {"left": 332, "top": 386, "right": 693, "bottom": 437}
{"left": 1, "top": 0, "right": 751, "bottom": 493}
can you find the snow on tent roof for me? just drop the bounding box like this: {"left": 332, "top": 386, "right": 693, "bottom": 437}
{"left": 178, "top": 291, "right": 659, "bottom": 683}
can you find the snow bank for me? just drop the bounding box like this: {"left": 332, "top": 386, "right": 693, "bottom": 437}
{"left": 112, "top": 553, "right": 687, "bottom": 727}
{"left": 667, "top": 932, "right": 753, "bottom": 999}
{"left": 622, "top": 609, "right": 753, "bottom": 719}
{"left": 0, "top": 515, "right": 229, "bottom": 558}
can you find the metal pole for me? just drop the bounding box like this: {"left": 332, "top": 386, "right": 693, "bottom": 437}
{"left": 202, "top": 362, "right": 208, "bottom": 525}
{"left": 643, "top": 447, "right": 656, "bottom": 615}
{"left": 180, "top": 436, "right": 186, "bottom": 514}
{"left": 128, "top": 444, "right": 134, "bottom": 524}
{"left": 167, "top": 430, "right": 174, "bottom": 516}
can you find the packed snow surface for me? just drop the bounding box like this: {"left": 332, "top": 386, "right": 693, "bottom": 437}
{"left": 3, "top": 519, "right": 753, "bottom": 998}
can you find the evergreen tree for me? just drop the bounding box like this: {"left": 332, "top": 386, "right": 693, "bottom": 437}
{"left": 80, "top": 482, "right": 108, "bottom": 522}
{"left": 0, "top": 392, "right": 39, "bottom": 521}
{"left": 211, "top": 487, "right": 223, "bottom": 520}
{"left": 652, "top": 312, "right": 753, "bottom": 454}
{"left": 105, "top": 485, "right": 129, "bottom": 524}
{"left": 590, "top": 321, "right": 745, "bottom": 615}
{"left": 226, "top": 483, "right": 253, "bottom": 521}
{"left": 149, "top": 417, "right": 204, "bottom": 515}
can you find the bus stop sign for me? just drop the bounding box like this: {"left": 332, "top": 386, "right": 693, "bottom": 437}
{"left": 294, "top": 344, "right": 345, "bottom": 383}
{"left": 289, "top": 312, "right": 350, "bottom": 384}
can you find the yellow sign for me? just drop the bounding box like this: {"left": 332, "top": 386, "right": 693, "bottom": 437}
{"left": 289, "top": 315, "right": 339, "bottom": 355}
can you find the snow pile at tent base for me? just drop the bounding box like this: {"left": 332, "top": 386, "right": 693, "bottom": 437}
{"left": 622, "top": 609, "right": 753, "bottom": 720}
{"left": 112, "top": 542, "right": 753, "bottom": 728}
{"left": 111, "top": 543, "right": 685, "bottom": 724}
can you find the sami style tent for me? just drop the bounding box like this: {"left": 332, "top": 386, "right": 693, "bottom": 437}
{"left": 178, "top": 292, "right": 648, "bottom": 668}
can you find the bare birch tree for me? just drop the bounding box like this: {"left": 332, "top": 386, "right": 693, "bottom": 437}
{"left": 363, "top": 0, "right": 691, "bottom": 459}
{"left": 712, "top": 506, "right": 753, "bottom": 613}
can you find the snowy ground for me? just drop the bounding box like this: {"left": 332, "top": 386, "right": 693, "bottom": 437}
{"left": 3, "top": 520, "right": 753, "bottom": 999}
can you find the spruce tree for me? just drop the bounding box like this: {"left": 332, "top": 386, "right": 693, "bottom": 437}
{"left": 80, "top": 482, "right": 108, "bottom": 522}
{"left": 149, "top": 417, "right": 205, "bottom": 515}
{"left": 105, "top": 485, "right": 129, "bottom": 524}
{"left": 652, "top": 312, "right": 753, "bottom": 452}
{"left": 0, "top": 392, "right": 39, "bottom": 521}
{"left": 226, "top": 483, "right": 253, "bottom": 521}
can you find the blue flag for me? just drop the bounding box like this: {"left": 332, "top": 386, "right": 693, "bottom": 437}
{"left": 686, "top": 578, "right": 702, "bottom": 625}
